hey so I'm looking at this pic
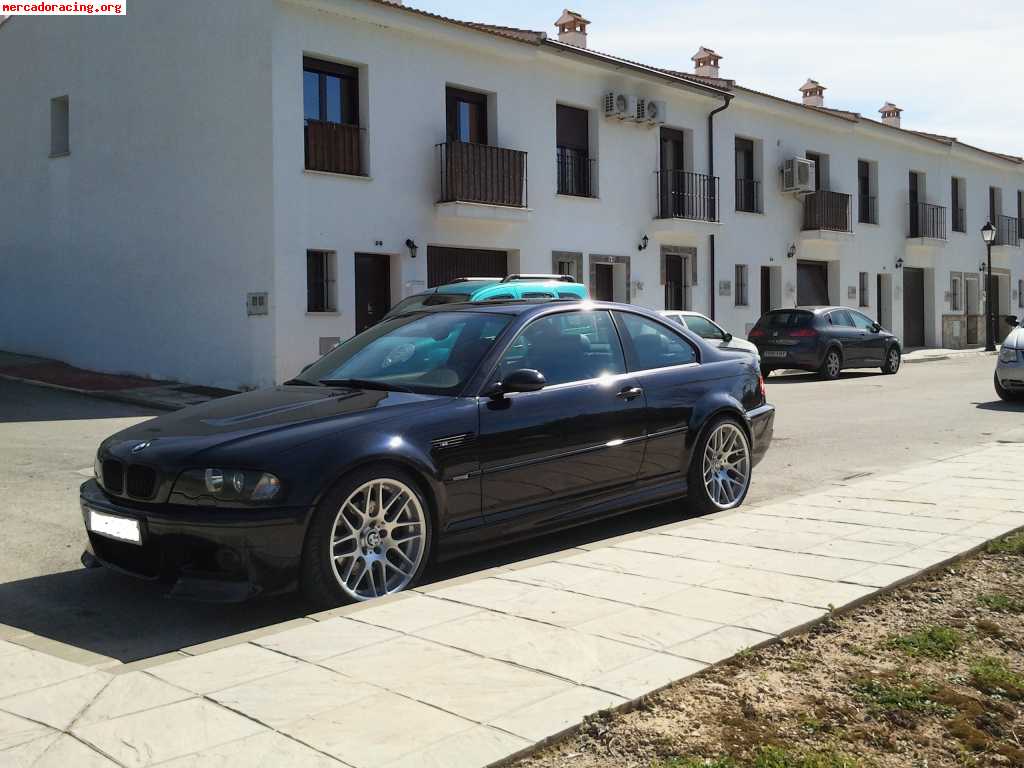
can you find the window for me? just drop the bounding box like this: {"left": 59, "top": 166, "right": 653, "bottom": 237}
{"left": 446, "top": 87, "right": 487, "bottom": 144}
{"left": 556, "top": 105, "right": 593, "bottom": 197}
{"left": 828, "top": 310, "right": 854, "bottom": 327}
{"left": 734, "top": 265, "right": 749, "bottom": 306}
{"left": 950, "top": 272, "right": 963, "bottom": 312}
{"left": 306, "top": 250, "right": 337, "bottom": 312}
{"left": 952, "top": 178, "right": 966, "bottom": 232}
{"left": 681, "top": 314, "right": 726, "bottom": 341}
{"left": 734, "top": 138, "right": 760, "bottom": 213}
{"left": 1019, "top": 279, "right": 1023, "bottom": 309}
{"left": 857, "top": 160, "right": 876, "bottom": 224}
{"left": 859, "top": 272, "right": 869, "bottom": 307}
{"left": 496, "top": 311, "right": 625, "bottom": 386}
{"left": 849, "top": 311, "right": 875, "bottom": 331}
{"left": 616, "top": 312, "right": 697, "bottom": 370}
{"left": 50, "top": 96, "right": 69, "bottom": 156}
{"left": 303, "top": 58, "right": 361, "bottom": 175}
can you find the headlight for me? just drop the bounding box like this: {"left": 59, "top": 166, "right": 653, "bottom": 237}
{"left": 998, "top": 347, "right": 1018, "bottom": 363}
{"left": 172, "top": 469, "right": 282, "bottom": 504}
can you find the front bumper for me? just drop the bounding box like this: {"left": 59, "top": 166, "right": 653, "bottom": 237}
{"left": 996, "top": 351, "right": 1024, "bottom": 390}
{"left": 80, "top": 479, "right": 311, "bottom": 602}
{"left": 747, "top": 404, "right": 775, "bottom": 467}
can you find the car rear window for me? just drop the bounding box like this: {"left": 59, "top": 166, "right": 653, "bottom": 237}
{"left": 759, "top": 311, "right": 813, "bottom": 328}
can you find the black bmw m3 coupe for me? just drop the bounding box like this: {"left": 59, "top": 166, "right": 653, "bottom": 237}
{"left": 81, "top": 300, "right": 775, "bottom": 606}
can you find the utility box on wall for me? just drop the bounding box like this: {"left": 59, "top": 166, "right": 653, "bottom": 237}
{"left": 941, "top": 315, "right": 966, "bottom": 349}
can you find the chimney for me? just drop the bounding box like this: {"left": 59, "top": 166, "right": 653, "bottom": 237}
{"left": 555, "top": 9, "right": 589, "bottom": 48}
{"left": 879, "top": 102, "right": 903, "bottom": 128}
{"left": 799, "top": 79, "right": 826, "bottom": 107}
{"left": 691, "top": 47, "right": 722, "bottom": 78}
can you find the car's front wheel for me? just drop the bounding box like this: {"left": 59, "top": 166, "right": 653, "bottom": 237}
{"left": 301, "top": 467, "right": 432, "bottom": 607}
{"left": 881, "top": 345, "right": 901, "bottom": 375}
{"left": 995, "top": 372, "right": 1023, "bottom": 402}
{"left": 688, "top": 417, "right": 752, "bottom": 515}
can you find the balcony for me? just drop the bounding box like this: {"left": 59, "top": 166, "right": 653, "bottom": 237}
{"left": 436, "top": 142, "right": 528, "bottom": 222}
{"left": 735, "top": 178, "right": 761, "bottom": 213}
{"left": 655, "top": 170, "right": 720, "bottom": 222}
{"left": 304, "top": 120, "right": 364, "bottom": 176}
{"left": 801, "top": 191, "right": 852, "bottom": 237}
{"left": 994, "top": 214, "right": 1020, "bottom": 246}
{"left": 556, "top": 147, "right": 596, "bottom": 198}
{"left": 908, "top": 201, "right": 947, "bottom": 241}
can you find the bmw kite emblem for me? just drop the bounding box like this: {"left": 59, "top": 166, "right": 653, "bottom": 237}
{"left": 130, "top": 441, "right": 151, "bottom": 454}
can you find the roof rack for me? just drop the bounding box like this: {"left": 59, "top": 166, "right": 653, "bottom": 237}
{"left": 501, "top": 274, "right": 578, "bottom": 283}
{"left": 449, "top": 277, "right": 503, "bottom": 283}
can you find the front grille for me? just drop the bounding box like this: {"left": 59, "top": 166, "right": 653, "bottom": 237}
{"left": 125, "top": 465, "right": 158, "bottom": 499}
{"left": 102, "top": 459, "right": 124, "bottom": 493}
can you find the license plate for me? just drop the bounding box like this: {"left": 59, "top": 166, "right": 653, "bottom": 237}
{"left": 764, "top": 351, "right": 787, "bottom": 358}
{"left": 87, "top": 509, "right": 141, "bottom": 545}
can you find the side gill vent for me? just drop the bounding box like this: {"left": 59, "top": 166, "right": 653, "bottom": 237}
{"left": 431, "top": 433, "right": 474, "bottom": 451}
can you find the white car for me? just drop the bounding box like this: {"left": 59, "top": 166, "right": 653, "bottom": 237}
{"left": 660, "top": 310, "right": 759, "bottom": 355}
{"left": 995, "top": 315, "right": 1023, "bottom": 401}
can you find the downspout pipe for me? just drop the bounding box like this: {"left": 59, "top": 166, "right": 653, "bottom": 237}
{"left": 706, "top": 93, "right": 732, "bottom": 320}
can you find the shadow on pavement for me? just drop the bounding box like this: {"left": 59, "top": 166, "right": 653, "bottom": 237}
{"left": 765, "top": 370, "right": 882, "bottom": 384}
{"left": 974, "top": 400, "right": 1024, "bottom": 412}
{"left": 0, "top": 501, "right": 689, "bottom": 663}
{"left": 0, "top": 378, "right": 156, "bottom": 424}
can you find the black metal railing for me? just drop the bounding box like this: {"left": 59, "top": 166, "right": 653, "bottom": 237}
{"left": 994, "top": 214, "right": 1020, "bottom": 246}
{"left": 858, "top": 195, "right": 877, "bottom": 224}
{"left": 802, "top": 190, "right": 851, "bottom": 232}
{"left": 735, "top": 178, "right": 761, "bottom": 213}
{"left": 436, "top": 141, "right": 528, "bottom": 208}
{"left": 908, "top": 201, "right": 947, "bottom": 240}
{"left": 556, "top": 147, "right": 596, "bottom": 197}
{"left": 656, "top": 170, "right": 720, "bottom": 222}
{"left": 304, "top": 120, "right": 364, "bottom": 176}
{"left": 952, "top": 206, "right": 966, "bottom": 233}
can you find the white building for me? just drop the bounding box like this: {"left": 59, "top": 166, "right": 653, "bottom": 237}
{"left": 1, "top": 0, "right": 1022, "bottom": 389}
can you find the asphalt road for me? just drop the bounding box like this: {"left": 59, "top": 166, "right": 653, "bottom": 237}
{"left": 1, "top": 355, "right": 1021, "bottom": 662}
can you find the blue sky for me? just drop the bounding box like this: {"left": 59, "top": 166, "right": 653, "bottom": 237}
{"left": 418, "top": 0, "right": 1024, "bottom": 157}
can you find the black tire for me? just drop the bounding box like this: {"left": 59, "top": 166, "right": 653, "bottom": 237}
{"left": 819, "top": 348, "right": 842, "bottom": 380}
{"left": 300, "top": 466, "right": 433, "bottom": 609}
{"left": 687, "top": 416, "right": 752, "bottom": 516}
{"left": 881, "top": 345, "right": 901, "bottom": 375}
{"left": 995, "top": 372, "right": 1022, "bottom": 402}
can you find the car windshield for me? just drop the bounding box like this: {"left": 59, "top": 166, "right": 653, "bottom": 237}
{"left": 294, "top": 311, "right": 512, "bottom": 395}
{"left": 681, "top": 315, "right": 725, "bottom": 340}
{"left": 386, "top": 292, "right": 470, "bottom": 317}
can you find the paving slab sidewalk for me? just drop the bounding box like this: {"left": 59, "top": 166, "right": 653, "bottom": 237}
{"left": 1, "top": 442, "right": 1022, "bottom": 768}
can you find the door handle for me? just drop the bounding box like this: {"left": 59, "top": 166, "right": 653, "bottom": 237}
{"left": 617, "top": 386, "right": 643, "bottom": 401}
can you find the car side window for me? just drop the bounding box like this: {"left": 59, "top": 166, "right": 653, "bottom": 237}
{"left": 616, "top": 312, "right": 698, "bottom": 370}
{"left": 496, "top": 310, "right": 626, "bottom": 386}
{"left": 849, "top": 311, "right": 875, "bottom": 331}
{"left": 828, "top": 310, "right": 854, "bottom": 327}
{"left": 681, "top": 315, "right": 725, "bottom": 341}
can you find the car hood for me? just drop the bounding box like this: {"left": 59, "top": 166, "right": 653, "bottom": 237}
{"left": 1004, "top": 327, "right": 1024, "bottom": 350}
{"left": 101, "top": 385, "right": 447, "bottom": 462}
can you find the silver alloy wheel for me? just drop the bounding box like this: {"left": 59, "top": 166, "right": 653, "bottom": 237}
{"left": 329, "top": 478, "right": 426, "bottom": 601}
{"left": 888, "top": 348, "right": 900, "bottom": 372}
{"left": 826, "top": 351, "right": 841, "bottom": 377}
{"left": 701, "top": 422, "right": 751, "bottom": 510}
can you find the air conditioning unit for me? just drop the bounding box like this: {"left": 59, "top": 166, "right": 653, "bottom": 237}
{"left": 603, "top": 91, "right": 636, "bottom": 120}
{"left": 643, "top": 99, "right": 666, "bottom": 125}
{"left": 782, "top": 157, "right": 816, "bottom": 193}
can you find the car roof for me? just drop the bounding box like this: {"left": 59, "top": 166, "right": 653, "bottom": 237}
{"left": 396, "top": 298, "right": 649, "bottom": 318}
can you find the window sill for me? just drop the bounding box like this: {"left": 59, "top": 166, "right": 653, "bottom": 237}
{"left": 306, "top": 311, "right": 341, "bottom": 316}
{"left": 556, "top": 193, "right": 599, "bottom": 201}
{"left": 303, "top": 169, "right": 371, "bottom": 182}
{"left": 734, "top": 209, "right": 765, "bottom": 216}
{"left": 49, "top": 151, "right": 70, "bottom": 159}
{"left": 857, "top": 221, "right": 880, "bottom": 227}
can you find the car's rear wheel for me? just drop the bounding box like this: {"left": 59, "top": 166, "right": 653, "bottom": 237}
{"left": 995, "top": 372, "right": 1022, "bottom": 402}
{"left": 819, "top": 348, "right": 842, "bottom": 380}
{"left": 688, "top": 418, "right": 752, "bottom": 515}
{"left": 301, "top": 468, "right": 432, "bottom": 607}
{"left": 881, "top": 345, "right": 901, "bottom": 375}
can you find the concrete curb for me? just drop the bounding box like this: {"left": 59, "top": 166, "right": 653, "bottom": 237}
{"left": 0, "top": 373, "right": 221, "bottom": 412}
{"left": 903, "top": 348, "right": 996, "bottom": 365}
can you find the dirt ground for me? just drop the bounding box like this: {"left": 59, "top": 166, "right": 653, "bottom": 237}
{"left": 514, "top": 534, "right": 1024, "bottom": 768}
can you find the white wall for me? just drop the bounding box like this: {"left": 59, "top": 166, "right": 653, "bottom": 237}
{"left": 0, "top": 0, "right": 278, "bottom": 389}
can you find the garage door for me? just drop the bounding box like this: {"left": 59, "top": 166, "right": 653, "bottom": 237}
{"left": 902, "top": 267, "right": 925, "bottom": 348}
{"left": 427, "top": 246, "right": 508, "bottom": 287}
{"left": 797, "top": 260, "right": 829, "bottom": 306}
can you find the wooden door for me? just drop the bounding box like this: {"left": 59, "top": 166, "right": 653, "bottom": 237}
{"left": 354, "top": 254, "right": 391, "bottom": 333}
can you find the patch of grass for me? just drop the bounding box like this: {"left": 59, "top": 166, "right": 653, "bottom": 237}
{"left": 986, "top": 533, "right": 1024, "bottom": 555}
{"left": 888, "top": 626, "right": 964, "bottom": 659}
{"left": 852, "top": 678, "right": 952, "bottom": 716}
{"left": 657, "top": 748, "right": 862, "bottom": 768}
{"left": 969, "top": 656, "right": 1024, "bottom": 699}
{"left": 977, "top": 593, "right": 1024, "bottom": 614}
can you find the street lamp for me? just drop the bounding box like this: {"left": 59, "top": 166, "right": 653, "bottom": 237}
{"left": 980, "top": 221, "right": 997, "bottom": 351}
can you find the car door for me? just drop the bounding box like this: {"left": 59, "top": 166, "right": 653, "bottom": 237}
{"left": 849, "top": 310, "right": 885, "bottom": 365}
{"left": 613, "top": 311, "right": 709, "bottom": 481}
{"left": 826, "top": 309, "right": 863, "bottom": 366}
{"left": 477, "top": 309, "right": 646, "bottom": 524}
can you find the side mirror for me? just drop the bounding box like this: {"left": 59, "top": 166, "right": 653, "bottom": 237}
{"left": 1005, "top": 315, "right": 1019, "bottom": 327}
{"left": 870, "top": 322, "right": 882, "bottom": 333}
{"left": 722, "top": 332, "right": 734, "bottom": 342}
{"left": 490, "top": 368, "right": 546, "bottom": 398}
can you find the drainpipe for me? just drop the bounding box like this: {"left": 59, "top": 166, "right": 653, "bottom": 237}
{"left": 706, "top": 94, "right": 732, "bottom": 320}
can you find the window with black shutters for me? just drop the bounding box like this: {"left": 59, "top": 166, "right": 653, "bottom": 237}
{"left": 735, "top": 264, "right": 749, "bottom": 306}
{"left": 951, "top": 178, "right": 966, "bottom": 232}
{"left": 446, "top": 87, "right": 488, "bottom": 144}
{"left": 306, "top": 250, "right": 336, "bottom": 312}
{"left": 734, "top": 138, "right": 759, "bottom": 212}
{"left": 859, "top": 272, "right": 869, "bottom": 307}
{"left": 50, "top": 96, "right": 70, "bottom": 157}
{"left": 857, "top": 160, "right": 876, "bottom": 224}
{"left": 556, "top": 105, "right": 592, "bottom": 196}
{"left": 303, "top": 58, "right": 362, "bottom": 174}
